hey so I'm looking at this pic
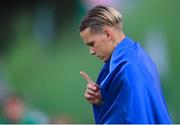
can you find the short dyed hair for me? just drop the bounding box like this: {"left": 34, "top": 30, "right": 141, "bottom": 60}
{"left": 79, "top": 5, "right": 123, "bottom": 33}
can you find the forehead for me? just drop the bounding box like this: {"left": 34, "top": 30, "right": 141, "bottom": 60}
{"left": 80, "top": 28, "right": 93, "bottom": 40}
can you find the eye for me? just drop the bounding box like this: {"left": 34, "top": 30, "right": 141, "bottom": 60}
{"left": 87, "top": 41, "right": 94, "bottom": 47}
{"left": 89, "top": 42, "right": 94, "bottom": 47}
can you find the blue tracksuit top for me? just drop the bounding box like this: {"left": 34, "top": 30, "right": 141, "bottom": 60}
{"left": 93, "top": 37, "right": 172, "bottom": 124}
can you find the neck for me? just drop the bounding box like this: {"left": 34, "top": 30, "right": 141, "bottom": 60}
{"left": 114, "top": 31, "right": 125, "bottom": 47}
{"left": 117, "top": 32, "right": 125, "bottom": 44}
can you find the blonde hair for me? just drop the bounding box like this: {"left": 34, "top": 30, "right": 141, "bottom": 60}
{"left": 79, "top": 5, "right": 123, "bottom": 33}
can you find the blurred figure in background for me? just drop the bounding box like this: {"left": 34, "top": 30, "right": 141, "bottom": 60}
{"left": 0, "top": 94, "right": 37, "bottom": 124}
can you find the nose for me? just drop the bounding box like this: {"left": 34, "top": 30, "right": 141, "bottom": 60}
{"left": 90, "top": 48, "right": 96, "bottom": 55}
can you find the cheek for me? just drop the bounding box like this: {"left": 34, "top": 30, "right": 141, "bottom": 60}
{"left": 95, "top": 38, "right": 109, "bottom": 54}
{"left": 94, "top": 44, "right": 103, "bottom": 53}
{"left": 102, "top": 45, "right": 113, "bottom": 57}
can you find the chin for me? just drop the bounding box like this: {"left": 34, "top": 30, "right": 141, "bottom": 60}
{"left": 102, "top": 58, "right": 107, "bottom": 62}
{"left": 103, "top": 57, "right": 111, "bottom": 63}
{"left": 96, "top": 56, "right": 108, "bottom": 62}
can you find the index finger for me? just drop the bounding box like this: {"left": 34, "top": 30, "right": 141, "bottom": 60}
{"left": 80, "top": 71, "right": 93, "bottom": 83}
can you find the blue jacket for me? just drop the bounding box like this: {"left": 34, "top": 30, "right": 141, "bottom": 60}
{"left": 93, "top": 37, "right": 172, "bottom": 124}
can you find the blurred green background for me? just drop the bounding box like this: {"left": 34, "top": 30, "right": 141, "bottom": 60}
{"left": 0, "top": 0, "right": 179, "bottom": 123}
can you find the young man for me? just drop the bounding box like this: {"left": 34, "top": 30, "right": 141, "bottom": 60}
{"left": 79, "top": 5, "right": 172, "bottom": 124}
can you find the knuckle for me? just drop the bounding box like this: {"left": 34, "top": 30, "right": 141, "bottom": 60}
{"left": 84, "top": 93, "right": 90, "bottom": 98}
{"left": 95, "top": 92, "right": 99, "bottom": 96}
{"left": 87, "top": 90, "right": 91, "bottom": 94}
{"left": 87, "top": 83, "right": 93, "bottom": 89}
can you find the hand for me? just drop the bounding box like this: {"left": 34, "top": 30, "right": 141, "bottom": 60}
{"left": 80, "top": 71, "right": 102, "bottom": 105}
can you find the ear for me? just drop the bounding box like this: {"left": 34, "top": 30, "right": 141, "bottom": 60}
{"left": 103, "top": 27, "right": 113, "bottom": 42}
